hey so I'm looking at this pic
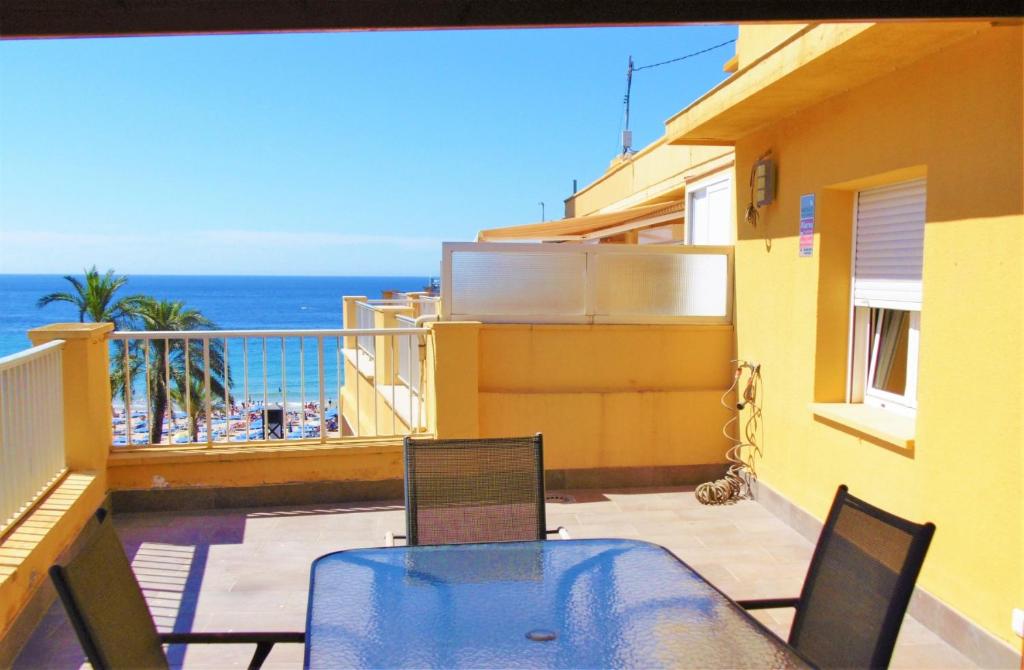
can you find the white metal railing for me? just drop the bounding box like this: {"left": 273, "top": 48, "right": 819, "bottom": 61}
{"left": 441, "top": 241, "right": 734, "bottom": 324}
{"left": 0, "top": 341, "right": 67, "bottom": 535}
{"left": 356, "top": 297, "right": 427, "bottom": 356}
{"left": 356, "top": 302, "right": 378, "bottom": 356}
{"left": 418, "top": 296, "right": 440, "bottom": 316}
{"left": 108, "top": 327, "right": 430, "bottom": 450}
{"left": 396, "top": 315, "right": 423, "bottom": 397}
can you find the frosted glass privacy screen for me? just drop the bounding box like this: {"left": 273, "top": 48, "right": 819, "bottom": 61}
{"left": 593, "top": 252, "right": 728, "bottom": 317}
{"left": 449, "top": 250, "right": 587, "bottom": 317}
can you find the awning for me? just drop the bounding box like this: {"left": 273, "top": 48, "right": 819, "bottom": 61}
{"left": 477, "top": 201, "right": 683, "bottom": 242}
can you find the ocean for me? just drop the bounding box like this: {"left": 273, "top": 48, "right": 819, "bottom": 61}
{"left": 0, "top": 274, "right": 432, "bottom": 409}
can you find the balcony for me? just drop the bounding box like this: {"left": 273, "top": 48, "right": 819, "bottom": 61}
{"left": 0, "top": 256, "right": 1019, "bottom": 668}
{"left": 12, "top": 489, "right": 974, "bottom": 669}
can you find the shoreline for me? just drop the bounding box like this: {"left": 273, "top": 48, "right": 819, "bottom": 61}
{"left": 111, "top": 399, "right": 345, "bottom": 446}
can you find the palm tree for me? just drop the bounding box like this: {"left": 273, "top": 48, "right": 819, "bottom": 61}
{"left": 40, "top": 267, "right": 146, "bottom": 403}
{"left": 37, "top": 266, "right": 145, "bottom": 327}
{"left": 117, "top": 298, "right": 230, "bottom": 444}
{"left": 171, "top": 374, "right": 225, "bottom": 442}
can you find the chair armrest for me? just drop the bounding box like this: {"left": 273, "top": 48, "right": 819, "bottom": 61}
{"left": 545, "top": 526, "right": 571, "bottom": 540}
{"left": 159, "top": 631, "right": 305, "bottom": 644}
{"left": 159, "top": 632, "right": 304, "bottom": 670}
{"left": 385, "top": 531, "right": 406, "bottom": 547}
{"left": 736, "top": 597, "right": 800, "bottom": 610}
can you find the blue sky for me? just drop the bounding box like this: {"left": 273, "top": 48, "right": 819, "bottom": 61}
{"left": 0, "top": 26, "right": 735, "bottom": 276}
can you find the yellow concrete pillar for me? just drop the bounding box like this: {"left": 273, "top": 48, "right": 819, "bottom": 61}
{"left": 342, "top": 296, "right": 367, "bottom": 349}
{"left": 403, "top": 292, "right": 427, "bottom": 318}
{"left": 426, "top": 321, "right": 480, "bottom": 438}
{"left": 28, "top": 323, "right": 113, "bottom": 472}
{"left": 374, "top": 306, "right": 414, "bottom": 385}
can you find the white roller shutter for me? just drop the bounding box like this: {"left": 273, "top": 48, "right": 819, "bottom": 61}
{"left": 853, "top": 178, "right": 926, "bottom": 310}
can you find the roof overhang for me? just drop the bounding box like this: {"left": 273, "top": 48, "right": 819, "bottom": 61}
{"left": 665, "top": 21, "right": 994, "bottom": 145}
{"left": 2, "top": 2, "right": 1021, "bottom": 39}
{"left": 478, "top": 202, "right": 683, "bottom": 243}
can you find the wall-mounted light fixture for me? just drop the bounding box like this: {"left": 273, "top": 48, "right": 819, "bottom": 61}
{"left": 753, "top": 156, "right": 776, "bottom": 207}
{"left": 745, "top": 150, "right": 775, "bottom": 228}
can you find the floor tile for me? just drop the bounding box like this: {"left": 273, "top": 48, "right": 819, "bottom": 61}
{"left": 12, "top": 487, "right": 984, "bottom": 669}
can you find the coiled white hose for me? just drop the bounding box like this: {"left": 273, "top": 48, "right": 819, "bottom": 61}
{"left": 696, "top": 361, "right": 763, "bottom": 505}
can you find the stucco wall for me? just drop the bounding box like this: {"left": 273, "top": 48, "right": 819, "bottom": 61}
{"left": 476, "top": 324, "right": 736, "bottom": 471}
{"left": 570, "top": 142, "right": 732, "bottom": 216}
{"left": 732, "top": 25, "right": 1023, "bottom": 646}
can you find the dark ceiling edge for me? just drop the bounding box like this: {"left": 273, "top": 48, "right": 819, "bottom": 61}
{"left": 1, "top": 0, "right": 1022, "bottom": 40}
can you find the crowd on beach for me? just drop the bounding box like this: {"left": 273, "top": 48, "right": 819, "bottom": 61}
{"left": 111, "top": 399, "right": 342, "bottom": 446}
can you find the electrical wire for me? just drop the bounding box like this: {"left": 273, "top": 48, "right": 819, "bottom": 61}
{"left": 614, "top": 38, "right": 736, "bottom": 156}
{"left": 696, "top": 361, "right": 763, "bottom": 505}
{"left": 632, "top": 39, "right": 737, "bottom": 72}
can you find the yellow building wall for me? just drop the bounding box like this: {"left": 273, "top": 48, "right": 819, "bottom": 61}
{"left": 734, "top": 23, "right": 810, "bottom": 69}
{"left": 731, "top": 25, "right": 1023, "bottom": 646}
{"left": 106, "top": 442, "right": 403, "bottom": 490}
{"left": 340, "top": 355, "right": 412, "bottom": 439}
{"left": 0, "top": 473, "right": 107, "bottom": 659}
{"left": 571, "top": 140, "right": 732, "bottom": 216}
{"left": 476, "top": 324, "right": 736, "bottom": 470}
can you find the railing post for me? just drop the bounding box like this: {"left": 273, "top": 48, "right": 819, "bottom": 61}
{"left": 403, "top": 291, "right": 427, "bottom": 318}
{"left": 374, "top": 306, "right": 413, "bottom": 385}
{"left": 425, "top": 321, "right": 480, "bottom": 438}
{"left": 28, "top": 323, "right": 113, "bottom": 472}
{"left": 342, "top": 296, "right": 367, "bottom": 348}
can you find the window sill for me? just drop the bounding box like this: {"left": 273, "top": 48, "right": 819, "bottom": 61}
{"left": 810, "top": 403, "right": 915, "bottom": 450}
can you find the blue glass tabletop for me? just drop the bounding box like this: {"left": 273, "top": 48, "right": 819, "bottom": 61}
{"left": 305, "top": 539, "right": 809, "bottom": 669}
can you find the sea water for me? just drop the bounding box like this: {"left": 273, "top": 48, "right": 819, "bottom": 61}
{"left": 0, "top": 274, "right": 432, "bottom": 408}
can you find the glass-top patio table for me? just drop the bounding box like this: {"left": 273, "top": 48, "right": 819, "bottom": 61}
{"left": 305, "top": 538, "right": 811, "bottom": 669}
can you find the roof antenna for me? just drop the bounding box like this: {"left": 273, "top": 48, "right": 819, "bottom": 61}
{"left": 621, "top": 56, "right": 634, "bottom": 156}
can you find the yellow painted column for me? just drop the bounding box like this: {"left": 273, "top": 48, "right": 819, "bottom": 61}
{"left": 28, "top": 323, "right": 113, "bottom": 473}
{"left": 342, "top": 295, "right": 367, "bottom": 348}
{"left": 426, "top": 321, "right": 480, "bottom": 438}
{"left": 403, "top": 292, "right": 427, "bottom": 318}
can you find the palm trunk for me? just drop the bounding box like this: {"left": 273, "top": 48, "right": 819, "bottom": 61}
{"left": 148, "top": 344, "right": 168, "bottom": 444}
{"left": 150, "top": 383, "right": 167, "bottom": 444}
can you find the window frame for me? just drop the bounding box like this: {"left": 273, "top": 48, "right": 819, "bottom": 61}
{"left": 846, "top": 180, "right": 925, "bottom": 417}
{"left": 685, "top": 171, "right": 733, "bottom": 245}
{"left": 849, "top": 306, "right": 920, "bottom": 415}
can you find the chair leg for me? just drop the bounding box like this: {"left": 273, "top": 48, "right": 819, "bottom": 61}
{"left": 247, "top": 641, "right": 275, "bottom": 670}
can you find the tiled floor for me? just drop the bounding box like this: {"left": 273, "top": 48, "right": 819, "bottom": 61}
{"left": 14, "top": 487, "right": 977, "bottom": 669}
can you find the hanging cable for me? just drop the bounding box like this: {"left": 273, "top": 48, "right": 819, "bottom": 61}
{"left": 632, "top": 39, "right": 737, "bottom": 72}
{"left": 616, "top": 38, "right": 737, "bottom": 156}
{"left": 696, "top": 360, "right": 763, "bottom": 505}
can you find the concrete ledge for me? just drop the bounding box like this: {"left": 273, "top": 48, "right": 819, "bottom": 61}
{"left": 110, "top": 478, "right": 406, "bottom": 513}
{"left": 110, "top": 464, "right": 730, "bottom": 514}
{"left": 107, "top": 441, "right": 404, "bottom": 491}
{"left": 753, "top": 479, "right": 1019, "bottom": 669}
{"left": 0, "top": 472, "right": 107, "bottom": 667}
{"left": 810, "top": 402, "right": 915, "bottom": 450}
{"left": 547, "top": 463, "right": 728, "bottom": 490}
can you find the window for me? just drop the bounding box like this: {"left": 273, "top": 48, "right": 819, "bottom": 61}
{"left": 849, "top": 178, "right": 926, "bottom": 415}
{"left": 685, "top": 172, "right": 732, "bottom": 245}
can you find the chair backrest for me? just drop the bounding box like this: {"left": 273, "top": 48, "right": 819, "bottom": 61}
{"left": 49, "top": 509, "right": 169, "bottom": 670}
{"left": 789, "top": 485, "right": 935, "bottom": 670}
{"left": 403, "top": 434, "right": 547, "bottom": 545}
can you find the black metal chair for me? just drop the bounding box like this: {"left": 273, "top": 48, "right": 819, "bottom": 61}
{"left": 739, "top": 484, "right": 935, "bottom": 670}
{"left": 49, "top": 509, "right": 304, "bottom": 670}
{"left": 386, "top": 433, "right": 569, "bottom": 546}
